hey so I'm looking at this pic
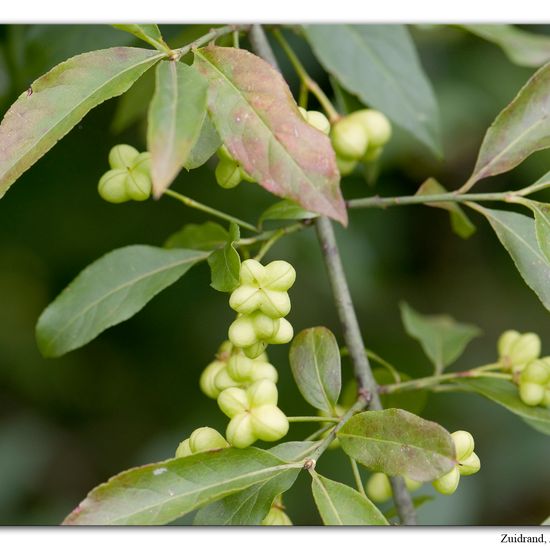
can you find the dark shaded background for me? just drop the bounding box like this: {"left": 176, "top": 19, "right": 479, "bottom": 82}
{"left": 0, "top": 24, "right": 548, "bottom": 526}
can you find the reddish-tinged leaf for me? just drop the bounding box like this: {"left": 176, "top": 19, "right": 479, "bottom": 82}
{"left": 195, "top": 46, "right": 347, "bottom": 225}
{"left": 0, "top": 47, "right": 163, "bottom": 198}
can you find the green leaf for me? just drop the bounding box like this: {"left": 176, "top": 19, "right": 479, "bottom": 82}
{"left": 473, "top": 206, "right": 550, "bottom": 314}
{"left": 0, "top": 47, "right": 163, "bottom": 199}
{"left": 338, "top": 409, "right": 456, "bottom": 482}
{"left": 62, "top": 447, "right": 302, "bottom": 525}
{"left": 207, "top": 223, "right": 241, "bottom": 292}
{"left": 303, "top": 25, "right": 441, "bottom": 156}
{"left": 455, "top": 378, "right": 550, "bottom": 436}
{"left": 148, "top": 61, "right": 209, "bottom": 196}
{"left": 164, "top": 221, "right": 230, "bottom": 251}
{"left": 416, "top": 178, "right": 476, "bottom": 239}
{"left": 310, "top": 472, "right": 388, "bottom": 526}
{"left": 529, "top": 202, "right": 550, "bottom": 264}
{"left": 194, "top": 441, "right": 315, "bottom": 525}
{"left": 112, "top": 25, "right": 168, "bottom": 53}
{"left": 400, "top": 302, "right": 481, "bottom": 374}
{"left": 467, "top": 62, "right": 550, "bottom": 188}
{"left": 289, "top": 327, "right": 341, "bottom": 413}
{"left": 259, "top": 199, "right": 318, "bottom": 228}
{"left": 183, "top": 113, "right": 221, "bottom": 170}
{"left": 194, "top": 46, "right": 347, "bottom": 225}
{"left": 461, "top": 25, "right": 550, "bottom": 68}
{"left": 36, "top": 246, "right": 208, "bottom": 358}
{"left": 374, "top": 369, "right": 428, "bottom": 415}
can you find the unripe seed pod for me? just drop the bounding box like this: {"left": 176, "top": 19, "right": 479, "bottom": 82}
{"left": 298, "top": 106, "right": 308, "bottom": 119}
{"left": 498, "top": 330, "right": 521, "bottom": 360}
{"left": 215, "top": 158, "right": 241, "bottom": 189}
{"left": 214, "top": 367, "right": 241, "bottom": 393}
{"left": 109, "top": 144, "right": 139, "bottom": 169}
{"left": 240, "top": 259, "right": 265, "bottom": 285}
{"left": 199, "top": 360, "right": 226, "bottom": 399}
{"left": 248, "top": 379, "right": 279, "bottom": 408}
{"left": 269, "top": 318, "right": 294, "bottom": 344}
{"left": 331, "top": 117, "right": 369, "bottom": 160}
{"left": 510, "top": 333, "right": 541, "bottom": 366}
{"left": 451, "top": 430, "right": 475, "bottom": 462}
{"left": 404, "top": 477, "right": 422, "bottom": 492}
{"left": 227, "top": 355, "right": 278, "bottom": 384}
{"left": 126, "top": 170, "right": 152, "bottom": 201}
{"left": 351, "top": 109, "right": 392, "bottom": 147}
{"left": 366, "top": 473, "right": 392, "bottom": 503}
{"left": 247, "top": 362, "right": 278, "bottom": 384}
{"left": 542, "top": 388, "right": 550, "bottom": 407}
{"left": 521, "top": 359, "right": 550, "bottom": 385}
{"left": 132, "top": 151, "right": 152, "bottom": 176}
{"left": 217, "top": 144, "right": 235, "bottom": 162}
{"left": 243, "top": 342, "right": 268, "bottom": 359}
{"left": 306, "top": 110, "right": 331, "bottom": 135}
{"left": 458, "top": 451, "right": 480, "bottom": 476}
{"left": 226, "top": 412, "right": 256, "bottom": 448}
{"left": 253, "top": 313, "right": 280, "bottom": 340}
{"left": 362, "top": 145, "right": 383, "bottom": 163}
{"left": 217, "top": 387, "right": 249, "bottom": 418}
{"left": 432, "top": 466, "right": 460, "bottom": 495}
{"left": 189, "top": 427, "right": 229, "bottom": 453}
{"left": 175, "top": 438, "right": 192, "bottom": 458}
{"left": 261, "top": 507, "right": 292, "bottom": 526}
{"left": 217, "top": 340, "right": 234, "bottom": 358}
{"left": 240, "top": 167, "right": 256, "bottom": 183}
{"left": 250, "top": 405, "right": 289, "bottom": 441}
{"left": 229, "top": 286, "right": 263, "bottom": 315}
{"left": 264, "top": 261, "right": 296, "bottom": 291}
{"left": 519, "top": 382, "right": 545, "bottom": 406}
{"left": 228, "top": 315, "right": 257, "bottom": 348}
{"left": 98, "top": 169, "right": 129, "bottom": 204}
{"left": 336, "top": 155, "right": 357, "bottom": 176}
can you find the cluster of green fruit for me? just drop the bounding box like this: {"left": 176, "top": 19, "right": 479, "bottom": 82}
{"left": 330, "top": 109, "right": 392, "bottom": 175}
{"left": 366, "top": 430, "right": 480, "bottom": 502}
{"left": 98, "top": 145, "right": 152, "bottom": 203}
{"left": 498, "top": 330, "right": 550, "bottom": 407}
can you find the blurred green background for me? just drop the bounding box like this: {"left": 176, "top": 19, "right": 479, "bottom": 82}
{"left": 0, "top": 24, "right": 549, "bottom": 526}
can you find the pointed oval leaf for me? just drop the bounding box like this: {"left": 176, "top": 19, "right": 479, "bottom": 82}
{"left": 112, "top": 24, "right": 167, "bottom": 52}
{"left": 0, "top": 47, "right": 163, "bottom": 199}
{"left": 259, "top": 199, "right": 318, "bottom": 228}
{"left": 455, "top": 378, "right": 550, "bottom": 436}
{"left": 36, "top": 245, "right": 208, "bottom": 358}
{"left": 473, "top": 205, "right": 550, "bottom": 313}
{"left": 148, "top": 61, "right": 209, "bottom": 196}
{"left": 310, "top": 472, "right": 388, "bottom": 526}
{"left": 467, "top": 62, "right": 550, "bottom": 187}
{"left": 63, "top": 447, "right": 301, "bottom": 525}
{"left": 183, "top": 113, "right": 221, "bottom": 170}
{"left": 164, "top": 221, "right": 230, "bottom": 251}
{"left": 207, "top": 223, "right": 241, "bottom": 292}
{"left": 194, "top": 441, "right": 315, "bottom": 525}
{"left": 289, "top": 327, "right": 341, "bottom": 412}
{"left": 338, "top": 409, "right": 456, "bottom": 482}
{"left": 303, "top": 25, "right": 441, "bottom": 156}
{"left": 400, "top": 302, "right": 481, "bottom": 374}
{"left": 194, "top": 46, "right": 347, "bottom": 225}
{"left": 461, "top": 25, "right": 550, "bottom": 68}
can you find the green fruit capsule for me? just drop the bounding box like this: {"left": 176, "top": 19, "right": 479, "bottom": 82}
{"left": 175, "top": 438, "right": 192, "bottom": 458}
{"left": 405, "top": 477, "right": 423, "bottom": 492}
{"left": 432, "top": 466, "right": 460, "bottom": 495}
{"left": 216, "top": 159, "right": 241, "bottom": 189}
{"left": 189, "top": 427, "right": 229, "bottom": 453}
{"left": 248, "top": 379, "right": 279, "bottom": 408}
{"left": 351, "top": 109, "right": 392, "bottom": 147}
{"left": 199, "top": 360, "right": 226, "bottom": 399}
{"left": 264, "top": 261, "right": 296, "bottom": 291}
{"left": 126, "top": 170, "right": 152, "bottom": 201}
{"left": 542, "top": 388, "right": 550, "bottom": 407}
{"left": 217, "top": 387, "right": 249, "bottom": 418}
{"left": 331, "top": 117, "right": 369, "bottom": 160}
{"left": 243, "top": 342, "right": 268, "bottom": 359}
{"left": 521, "top": 360, "right": 550, "bottom": 385}
{"left": 217, "top": 144, "right": 235, "bottom": 162}
{"left": 498, "top": 330, "right": 521, "bottom": 360}
{"left": 252, "top": 312, "right": 280, "bottom": 340}
{"left": 268, "top": 318, "right": 294, "bottom": 344}
{"left": 98, "top": 169, "right": 129, "bottom": 204}
{"left": 213, "top": 367, "right": 241, "bottom": 393}
{"left": 250, "top": 405, "right": 289, "bottom": 442}
{"left": 366, "top": 473, "right": 392, "bottom": 503}
{"left": 336, "top": 155, "right": 357, "bottom": 176}
{"left": 511, "top": 333, "right": 541, "bottom": 366}
{"left": 298, "top": 106, "right": 308, "bottom": 120}
{"left": 519, "top": 382, "right": 545, "bottom": 406}
{"left": 306, "top": 110, "right": 331, "bottom": 135}
{"left": 132, "top": 152, "right": 152, "bottom": 177}
{"left": 228, "top": 315, "right": 258, "bottom": 348}
{"left": 226, "top": 412, "right": 256, "bottom": 448}
{"left": 451, "top": 430, "right": 475, "bottom": 462}
{"left": 109, "top": 144, "right": 140, "bottom": 169}
{"left": 458, "top": 452, "right": 480, "bottom": 476}
{"left": 261, "top": 507, "right": 292, "bottom": 526}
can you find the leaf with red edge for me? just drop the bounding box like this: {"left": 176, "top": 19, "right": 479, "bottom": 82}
{"left": 194, "top": 46, "right": 347, "bottom": 225}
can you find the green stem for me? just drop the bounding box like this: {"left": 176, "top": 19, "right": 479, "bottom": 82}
{"left": 164, "top": 189, "right": 258, "bottom": 233}
{"left": 172, "top": 25, "right": 250, "bottom": 60}
{"left": 232, "top": 30, "right": 240, "bottom": 49}
{"left": 305, "top": 425, "right": 331, "bottom": 441}
{"left": 272, "top": 29, "right": 340, "bottom": 123}
{"left": 287, "top": 416, "right": 339, "bottom": 423}
{"left": 350, "top": 458, "right": 366, "bottom": 497}
{"left": 253, "top": 228, "right": 285, "bottom": 261}
{"left": 347, "top": 191, "right": 524, "bottom": 210}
